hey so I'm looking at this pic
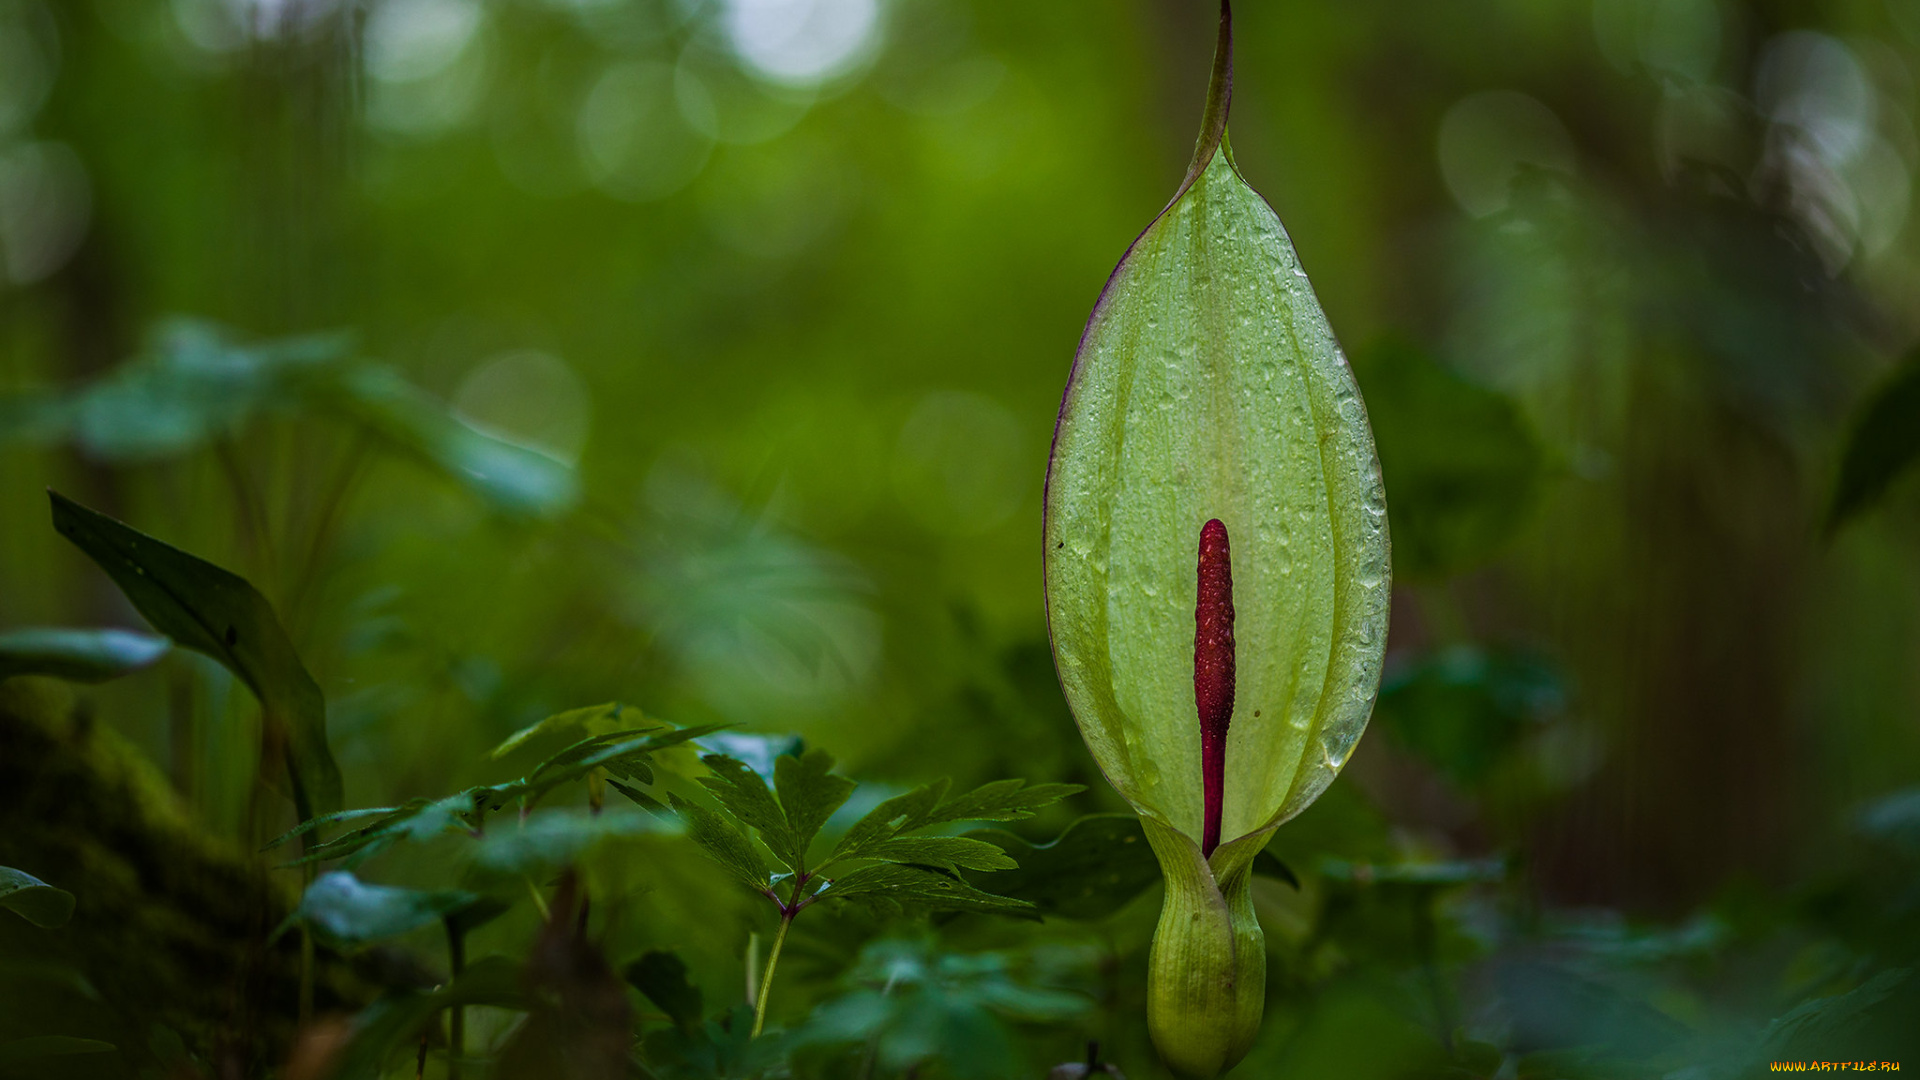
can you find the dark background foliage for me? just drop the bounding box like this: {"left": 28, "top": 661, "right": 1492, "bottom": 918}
{"left": 3, "top": 0, "right": 1920, "bottom": 1076}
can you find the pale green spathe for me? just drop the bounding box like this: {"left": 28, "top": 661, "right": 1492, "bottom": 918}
{"left": 1042, "top": 7, "right": 1391, "bottom": 1075}
{"left": 1044, "top": 138, "right": 1389, "bottom": 846}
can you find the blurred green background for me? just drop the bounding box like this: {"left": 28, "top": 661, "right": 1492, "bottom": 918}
{"left": 4, "top": 0, "right": 1920, "bottom": 1076}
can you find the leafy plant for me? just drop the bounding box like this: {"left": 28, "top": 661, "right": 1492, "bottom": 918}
{"left": 674, "top": 746, "right": 1080, "bottom": 1036}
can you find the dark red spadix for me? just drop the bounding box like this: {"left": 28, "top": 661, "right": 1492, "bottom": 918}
{"left": 1194, "top": 517, "right": 1236, "bottom": 856}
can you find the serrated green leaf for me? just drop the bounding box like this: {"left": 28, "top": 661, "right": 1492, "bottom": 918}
{"left": 966, "top": 814, "right": 1160, "bottom": 921}
{"left": 1829, "top": 353, "right": 1920, "bottom": 531}
{"left": 697, "top": 753, "right": 796, "bottom": 867}
{"left": 626, "top": 950, "right": 705, "bottom": 1033}
{"left": 490, "top": 702, "right": 625, "bottom": 759}
{"left": 922, "top": 780, "right": 1084, "bottom": 829}
{"left": 284, "top": 871, "right": 487, "bottom": 951}
{"left": 866, "top": 836, "right": 1018, "bottom": 873}
{"left": 0, "top": 866, "right": 76, "bottom": 928}
{"left": 826, "top": 781, "right": 951, "bottom": 866}
{"left": 820, "top": 863, "right": 1036, "bottom": 918}
{"left": 0, "top": 628, "right": 171, "bottom": 684}
{"left": 49, "top": 491, "right": 343, "bottom": 819}
{"left": 671, "top": 794, "right": 773, "bottom": 893}
{"left": 1042, "top": 4, "right": 1390, "bottom": 850}
{"left": 774, "top": 749, "right": 856, "bottom": 869}
{"left": 261, "top": 804, "right": 414, "bottom": 852}
{"left": 608, "top": 778, "right": 667, "bottom": 813}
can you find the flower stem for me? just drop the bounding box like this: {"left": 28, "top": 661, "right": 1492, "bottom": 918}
{"left": 750, "top": 912, "right": 793, "bottom": 1038}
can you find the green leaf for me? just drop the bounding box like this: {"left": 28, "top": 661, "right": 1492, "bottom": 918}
{"left": 490, "top": 702, "right": 626, "bottom": 758}
{"left": 328, "top": 364, "right": 578, "bottom": 518}
{"left": 865, "top": 836, "right": 1018, "bottom": 873}
{"left": 1042, "top": 1, "right": 1390, "bottom": 849}
{"left": 0, "top": 866, "right": 76, "bottom": 928}
{"left": 1829, "top": 353, "right": 1920, "bottom": 531}
{"left": 626, "top": 950, "right": 705, "bottom": 1032}
{"left": 820, "top": 863, "right": 1037, "bottom": 918}
{"left": 696, "top": 753, "right": 797, "bottom": 867}
{"left": 671, "top": 793, "right": 773, "bottom": 892}
{"left": 0, "top": 1036, "right": 116, "bottom": 1064}
{"left": 284, "top": 871, "right": 487, "bottom": 951}
{"left": 774, "top": 749, "right": 856, "bottom": 868}
{"left": 966, "top": 814, "right": 1161, "bottom": 921}
{"left": 826, "top": 780, "right": 951, "bottom": 865}
{"left": 1760, "top": 968, "right": 1912, "bottom": 1056}
{"left": 921, "top": 780, "right": 1083, "bottom": 829}
{"left": 0, "top": 628, "right": 170, "bottom": 683}
{"left": 1372, "top": 645, "right": 1563, "bottom": 785}
{"left": 49, "top": 491, "right": 342, "bottom": 818}
{"left": 328, "top": 957, "right": 528, "bottom": 1080}
{"left": 1352, "top": 337, "right": 1542, "bottom": 578}
{"left": 469, "top": 807, "right": 680, "bottom": 878}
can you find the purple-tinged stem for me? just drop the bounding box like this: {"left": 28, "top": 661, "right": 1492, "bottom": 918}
{"left": 1194, "top": 518, "right": 1236, "bottom": 857}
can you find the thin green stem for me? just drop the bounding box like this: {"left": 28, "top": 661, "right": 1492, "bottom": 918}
{"left": 446, "top": 919, "right": 468, "bottom": 1080}
{"left": 750, "top": 912, "right": 793, "bottom": 1038}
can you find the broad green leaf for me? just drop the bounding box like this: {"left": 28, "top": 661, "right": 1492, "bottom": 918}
{"left": 1041, "top": 1, "right": 1390, "bottom": 852}
{"left": 1829, "top": 352, "right": 1920, "bottom": 531}
{"left": 967, "top": 814, "right": 1161, "bottom": 921}
{"left": 1353, "top": 337, "right": 1542, "bottom": 578}
{"left": 773, "top": 749, "right": 856, "bottom": 868}
{"left": 328, "top": 364, "right": 578, "bottom": 518}
{"left": 0, "top": 628, "right": 170, "bottom": 683}
{"left": 469, "top": 807, "right": 680, "bottom": 878}
{"left": 284, "top": 871, "right": 487, "bottom": 951}
{"left": 68, "top": 318, "right": 345, "bottom": 460}
{"left": 820, "top": 863, "right": 1036, "bottom": 918}
{"left": 626, "top": 950, "right": 705, "bottom": 1032}
{"left": 0, "top": 866, "right": 75, "bottom": 928}
{"left": 697, "top": 753, "right": 797, "bottom": 867}
{"left": 0, "top": 1036, "right": 116, "bottom": 1063}
{"left": 671, "top": 793, "right": 774, "bottom": 892}
{"left": 50, "top": 491, "right": 343, "bottom": 819}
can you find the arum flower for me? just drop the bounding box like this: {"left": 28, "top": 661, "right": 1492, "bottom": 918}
{"left": 1042, "top": 4, "right": 1390, "bottom": 1077}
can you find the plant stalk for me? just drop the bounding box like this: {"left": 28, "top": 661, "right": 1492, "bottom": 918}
{"left": 750, "top": 912, "right": 792, "bottom": 1038}
{"left": 446, "top": 918, "right": 468, "bottom": 1080}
